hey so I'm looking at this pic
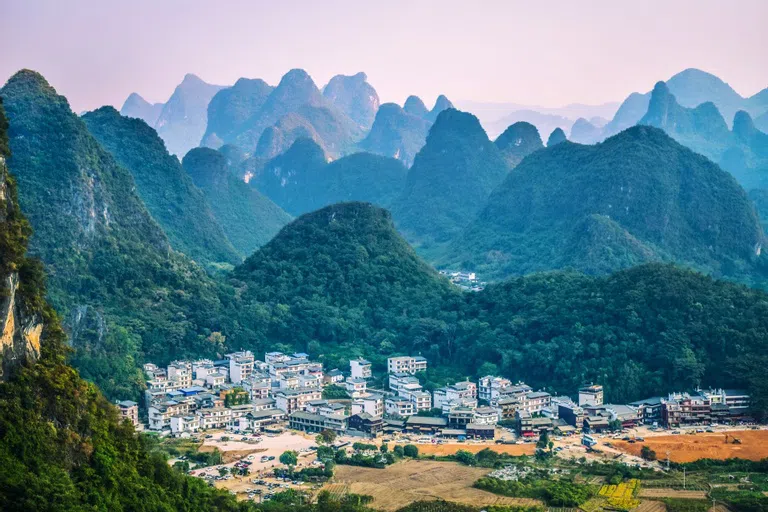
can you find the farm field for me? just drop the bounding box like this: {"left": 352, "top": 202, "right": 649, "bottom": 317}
{"left": 611, "top": 430, "right": 768, "bottom": 462}
{"left": 409, "top": 443, "right": 536, "bottom": 457}
{"left": 324, "top": 459, "right": 544, "bottom": 511}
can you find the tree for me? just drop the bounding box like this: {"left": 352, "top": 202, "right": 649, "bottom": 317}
{"left": 218, "top": 467, "right": 229, "bottom": 477}
{"left": 393, "top": 445, "right": 405, "bottom": 457}
{"left": 315, "top": 429, "right": 337, "bottom": 446}
{"left": 455, "top": 450, "right": 477, "bottom": 466}
{"left": 403, "top": 445, "right": 419, "bottom": 458}
{"left": 536, "top": 431, "right": 550, "bottom": 450}
{"left": 640, "top": 445, "right": 657, "bottom": 461}
{"left": 380, "top": 443, "right": 389, "bottom": 453}
{"left": 280, "top": 450, "right": 298, "bottom": 467}
{"left": 172, "top": 461, "right": 190, "bottom": 473}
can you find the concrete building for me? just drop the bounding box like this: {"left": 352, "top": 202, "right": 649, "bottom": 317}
{"left": 289, "top": 411, "right": 348, "bottom": 434}
{"left": 472, "top": 406, "right": 499, "bottom": 425}
{"left": 350, "top": 358, "right": 372, "bottom": 379}
{"left": 345, "top": 377, "right": 368, "bottom": 398}
{"left": 579, "top": 384, "right": 604, "bottom": 407}
{"left": 274, "top": 388, "right": 323, "bottom": 414}
{"left": 387, "top": 356, "right": 427, "bottom": 375}
{"left": 352, "top": 393, "right": 384, "bottom": 417}
{"left": 227, "top": 351, "right": 255, "bottom": 384}
{"left": 116, "top": 400, "right": 139, "bottom": 427}
{"left": 385, "top": 397, "right": 415, "bottom": 417}
{"left": 478, "top": 376, "right": 513, "bottom": 402}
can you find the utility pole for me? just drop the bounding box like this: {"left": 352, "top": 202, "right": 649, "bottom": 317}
{"left": 683, "top": 467, "right": 686, "bottom": 489}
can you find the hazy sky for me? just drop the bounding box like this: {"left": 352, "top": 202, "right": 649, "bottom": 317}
{"left": 2, "top": 0, "right": 767, "bottom": 113}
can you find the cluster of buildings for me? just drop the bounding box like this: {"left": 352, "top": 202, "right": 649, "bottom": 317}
{"left": 131, "top": 350, "right": 753, "bottom": 441}
{"left": 438, "top": 270, "right": 485, "bottom": 292}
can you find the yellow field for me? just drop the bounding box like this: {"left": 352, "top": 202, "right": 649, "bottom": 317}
{"left": 324, "top": 459, "right": 544, "bottom": 511}
{"left": 598, "top": 478, "right": 640, "bottom": 509}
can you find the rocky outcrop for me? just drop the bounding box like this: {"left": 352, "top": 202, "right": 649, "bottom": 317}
{"left": 0, "top": 272, "right": 42, "bottom": 379}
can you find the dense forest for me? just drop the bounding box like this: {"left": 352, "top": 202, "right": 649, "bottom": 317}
{"left": 2, "top": 70, "right": 768, "bottom": 420}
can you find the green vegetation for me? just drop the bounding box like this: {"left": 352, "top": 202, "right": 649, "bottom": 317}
{"left": 395, "top": 502, "right": 542, "bottom": 512}
{"left": 475, "top": 476, "right": 596, "bottom": 507}
{"left": 359, "top": 102, "right": 431, "bottom": 168}
{"left": 449, "top": 125, "right": 764, "bottom": 281}
{"left": 322, "top": 385, "right": 350, "bottom": 399}
{"left": 493, "top": 121, "right": 543, "bottom": 168}
{"left": 279, "top": 450, "right": 298, "bottom": 467}
{"left": 182, "top": 146, "right": 291, "bottom": 257}
{"left": 658, "top": 499, "right": 710, "bottom": 512}
{"left": 393, "top": 109, "right": 509, "bottom": 247}
{"left": 82, "top": 106, "right": 241, "bottom": 266}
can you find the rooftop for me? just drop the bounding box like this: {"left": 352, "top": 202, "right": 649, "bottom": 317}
{"left": 405, "top": 416, "right": 448, "bottom": 427}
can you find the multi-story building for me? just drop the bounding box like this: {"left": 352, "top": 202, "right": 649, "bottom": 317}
{"left": 494, "top": 382, "right": 533, "bottom": 406}
{"left": 345, "top": 377, "right": 368, "bottom": 398}
{"left": 478, "top": 376, "right": 513, "bottom": 402}
{"left": 289, "top": 411, "right": 348, "bottom": 434}
{"left": 473, "top": 406, "right": 499, "bottom": 425}
{"left": 387, "top": 356, "right": 427, "bottom": 375}
{"left": 252, "top": 397, "right": 276, "bottom": 411}
{"left": 305, "top": 399, "right": 347, "bottom": 417}
{"left": 348, "top": 413, "right": 383, "bottom": 436}
{"left": 433, "top": 381, "right": 478, "bottom": 410}
{"left": 148, "top": 400, "right": 190, "bottom": 430}
{"left": 663, "top": 392, "right": 711, "bottom": 426}
{"left": 552, "top": 396, "right": 584, "bottom": 429}
{"left": 191, "top": 359, "right": 216, "bottom": 381}
{"left": 579, "top": 384, "right": 604, "bottom": 407}
{"left": 167, "top": 361, "right": 193, "bottom": 388}
{"left": 629, "top": 396, "right": 664, "bottom": 426}
{"left": 116, "top": 400, "right": 139, "bottom": 426}
{"left": 227, "top": 351, "right": 255, "bottom": 384}
{"left": 700, "top": 388, "right": 751, "bottom": 417}
{"left": 519, "top": 391, "right": 551, "bottom": 415}
{"left": 205, "top": 372, "right": 226, "bottom": 388}
{"left": 323, "top": 369, "right": 344, "bottom": 385}
{"left": 352, "top": 393, "right": 384, "bottom": 417}
{"left": 447, "top": 406, "right": 474, "bottom": 428}
{"left": 350, "top": 358, "right": 372, "bottom": 379}
{"left": 406, "top": 390, "right": 432, "bottom": 411}
{"left": 497, "top": 396, "right": 519, "bottom": 422}
{"left": 385, "top": 397, "right": 415, "bottom": 417}
{"left": 170, "top": 414, "right": 200, "bottom": 434}
{"left": 197, "top": 407, "right": 232, "bottom": 429}
{"left": 274, "top": 388, "right": 322, "bottom": 414}
{"left": 389, "top": 373, "right": 420, "bottom": 394}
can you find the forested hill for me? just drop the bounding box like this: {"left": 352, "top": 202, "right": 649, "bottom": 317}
{"left": 0, "top": 98, "right": 247, "bottom": 511}
{"left": 82, "top": 106, "right": 242, "bottom": 266}
{"left": 0, "top": 70, "right": 227, "bottom": 399}
{"left": 448, "top": 125, "right": 765, "bottom": 281}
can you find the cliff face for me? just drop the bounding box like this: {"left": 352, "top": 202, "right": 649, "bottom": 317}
{"left": 0, "top": 155, "right": 42, "bottom": 379}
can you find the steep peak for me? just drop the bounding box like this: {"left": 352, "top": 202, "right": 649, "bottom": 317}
{"left": 377, "top": 102, "right": 406, "bottom": 117}
{"left": 181, "top": 147, "right": 228, "bottom": 188}
{"left": 432, "top": 94, "right": 454, "bottom": 112}
{"left": 547, "top": 127, "right": 567, "bottom": 146}
{"left": 404, "top": 95, "right": 429, "bottom": 117}
{"left": 3, "top": 69, "right": 57, "bottom": 97}
{"left": 278, "top": 68, "right": 315, "bottom": 88}
{"left": 429, "top": 108, "right": 487, "bottom": 140}
{"left": 181, "top": 73, "right": 205, "bottom": 85}
{"left": 123, "top": 92, "right": 149, "bottom": 106}
{"left": 733, "top": 110, "right": 757, "bottom": 140}
{"left": 495, "top": 121, "right": 543, "bottom": 151}
{"left": 233, "top": 77, "right": 270, "bottom": 89}
{"left": 272, "top": 136, "right": 326, "bottom": 165}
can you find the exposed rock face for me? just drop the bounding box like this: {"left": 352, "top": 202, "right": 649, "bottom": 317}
{"left": 0, "top": 156, "right": 42, "bottom": 379}
{"left": 0, "top": 272, "right": 42, "bottom": 379}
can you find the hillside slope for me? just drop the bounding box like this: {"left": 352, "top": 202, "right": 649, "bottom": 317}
{"left": 448, "top": 126, "right": 764, "bottom": 280}
{"left": 82, "top": 106, "right": 241, "bottom": 266}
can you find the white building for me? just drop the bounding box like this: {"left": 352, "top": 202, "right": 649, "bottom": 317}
{"left": 579, "top": 384, "right": 604, "bottom": 407}
{"left": 473, "top": 406, "right": 500, "bottom": 425}
{"left": 227, "top": 351, "right": 255, "bottom": 384}
{"left": 519, "top": 391, "right": 552, "bottom": 414}
{"left": 167, "top": 361, "right": 193, "bottom": 388}
{"left": 478, "top": 375, "right": 513, "bottom": 401}
{"left": 350, "top": 358, "right": 372, "bottom": 379}
{"left": 352, "top": 393, "right": 384, "bottom": 417}
{"left": 389, "top": 373, "right": 420, "bottom": 394}
{"left": 345, "top": 377, "right": 368, "bottom": 398}
{"left": 197, "top": 407, "right": 232, "bottom": 429}
{"left": 387, "top": 356, "right": 427, "bottom": 374}
{"left": 434, "top": 381, "right": 477, "bottom": 409}
{"left": 274, "top": 388, "right": 322, "bottom": 414}
{"left": 385, "top": 397, "right": 415, "bottom": 417}
{"left": 170, "top": 414, "right": 200, "bottom": 434}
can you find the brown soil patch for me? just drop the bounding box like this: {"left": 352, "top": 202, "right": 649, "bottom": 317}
{"left": 632, "top": 501, "right": 667, "bottom": 512}
{"left": 639, "top": 488, "right": 707, "bottom": 499}
{"left": 612, "top": 430, "right": 768, "bottom": 463}
{"left": 326, "top": 459, "right": 543, "bottom": 511}
{"left": 198, "top": 445, "right": 266, "bottom": 463}
{"left": 408, "top": 443, "right": 536, "bottom": 457}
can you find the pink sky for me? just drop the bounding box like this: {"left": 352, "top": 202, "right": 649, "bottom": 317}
{"left": 1, "top": 0, "right": 766, "bottom": 113}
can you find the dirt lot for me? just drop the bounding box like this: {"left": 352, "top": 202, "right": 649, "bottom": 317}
{"left": 324, "top": 459, "right": 543, "bottom": 511}
{"left": 639, "top": 488, "right": 708, "bottom": 499}
{"left": 612, "top": 430, "right": 768, "bottom": 462}
{"left": 413, "top": 443, "right": 536, "bottom": 457}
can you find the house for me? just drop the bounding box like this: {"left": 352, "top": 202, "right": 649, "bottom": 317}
{"left": 405, "top": 416, "right": 447, "bottom": 434}
{"left": 473, "top": 406, "right": 499, "bottom": 425}
{"left": 433, "top": 381, "right": 477, "bottom": 409}
{"left": 629, "top": 397, "right": 664, "bottom": 426}
{"left": 348, "top": 413, "right": 383, "bottom": 436}
{"left": 584, "top": 414, "right": 610, "bottom": 433}
{"left": 382, "top": 418, "right": 406, "bottom": 435}
{"left": 553, "top": 397, "right": 584, "bottom": 429}
{"left": 227, "top": 351, "right": 255, "bottom": 384}
{"left": 579, "top": 384, "right": 604, "bottom": 406}
{"left": 148, "top": 400, "right": 190, "bottom": 430}
{"left": 252, "top": 397, "right": 276, "bottom": 411}
{"left": 466, "top": 422, "right": 494, "bottom": 440}
{"left": 205, "top": 372, "right": 226, "bottom": 388}
{"left": 306, "top": 399, "right": 347, "bottom": 417}
{"left": 274, "top": 388, "right": 323, "bottom": 414}
{"left": 387, "top": 356, "right": 427, "bottom": 375}
{"left": 352, "top": 393, "right": 384, "bottom": 417}
{"left": 345, "top": 377, "right": 368, "bottom": 398}
{"left": 447, "top": 406, "right": 475, "bottom": 428}
{"left": 494, "top": 382, "right": 533, "bottom": 406}
{"left": 385, "top": 397, "right": 415, "bottom": 417}
{"left": 663, "top": 392, "right": 711, "bottom": 427}
{"left": 324, "top": 369, "right": 344, "bottom": 385}
{"left": 403, "top": 390, "right": 432, "bottom": 411}
{"left": 116, "top": 400, "right": 139, "bottom": 426}
{"left": 497, "top": 397, "right": 520, "bottom": 421}
{"left": 170, "top": 414, "right": 200, "bottom": 434}
{"left": 519, "top": 391, "right": 551, "bottom": 415}
{"left": 167, "top": 361, "right": 193, "bottom": 388}
{"left": 289, "top": 411, "right": 348, "bottom": 434}
{"left": 192, "top": 360, "right": 216, "bottom": 380}
{"left": 478, "top": 376, "right": 513, "bottom": 402}
{"left": 389, "top": 373, "right": 420, "bottom": 394}
{"left": 197, "top": 407, "right": 232, "bottom": 429}
{"left": 701, "top": 389, "right": 751, "bottom": 418}
{"left": 241, "top": 409, "right": 286, "bottom": 430}
{"left": 602, "top": 404, "right": 640, "bottom": 428}
{"left": 350, "top": 358, "right": 372, "bottom": 379}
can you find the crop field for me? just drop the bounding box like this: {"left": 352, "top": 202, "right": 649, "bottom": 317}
{"left": 324, "top": 459, "right": 544, "bottom": 511}
{"left": 611, "top": 430, "right": 768, "bottom": 462}
{"left": 411, "top": 443, "right": 536, "bottom": 457}
{"left": 638, "top": 488, "right": 708, "bottom": 499}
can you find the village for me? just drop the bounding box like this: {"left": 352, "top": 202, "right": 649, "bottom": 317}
{"left": 122, "top": 351, "right": 756, "bottom": 441}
